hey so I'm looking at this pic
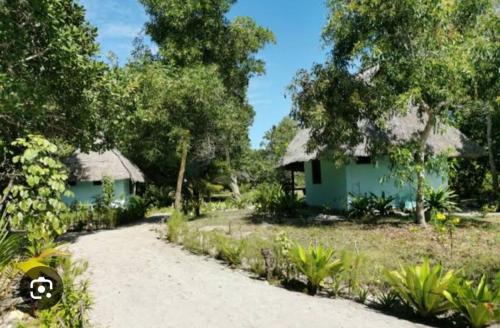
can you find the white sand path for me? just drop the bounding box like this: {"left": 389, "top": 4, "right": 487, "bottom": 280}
{"left": 68, "top": 220, "right": 429, "bottom": 328}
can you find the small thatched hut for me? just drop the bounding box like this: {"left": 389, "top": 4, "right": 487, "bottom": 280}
{"left": 281, "top": 109, "right": 483, "bottom": 210}
{"left": 63, "top": 149, "right": 145, "bottom": 206}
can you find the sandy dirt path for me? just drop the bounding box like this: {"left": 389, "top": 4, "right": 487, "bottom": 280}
{"left": 68, "top": 220, "right": 428, "bottom": 328}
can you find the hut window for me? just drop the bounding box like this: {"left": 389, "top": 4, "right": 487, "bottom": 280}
{"left": 312, "top": 160, "right": 322, "bottom": 184}
{"left": 93, "top": 181, "right": 102, "bottom": 186}
{"left": 356, "top": 156, "right": 372, "bottom": 164}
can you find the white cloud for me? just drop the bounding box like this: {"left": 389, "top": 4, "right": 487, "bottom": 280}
{"left": 99, "top": 23, "right": 142, "bottom": 39}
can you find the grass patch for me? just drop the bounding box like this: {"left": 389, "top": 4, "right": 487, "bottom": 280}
{"left": 188, "top": 209, "right": 499, "bottom": 283}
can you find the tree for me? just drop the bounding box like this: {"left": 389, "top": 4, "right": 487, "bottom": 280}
{"left": 290, "top": 0, "right": 493, "bottom": 225}
{"left": 1, "top": 136, "right": 71, "bottom": 255}
{"left": 261, "top": 117, "right": 299, "bottom": 164}
{"left": 121, "top": 58, "right": 231, "bottom": 210}
{"left": 459, "top": 8, "right": 500, "bottom": 199}
{"left": 0, "top": 0, "right": 109, "bottom": 149}
{"left": 137, "top": 0, "right": 274, "bottom": 208}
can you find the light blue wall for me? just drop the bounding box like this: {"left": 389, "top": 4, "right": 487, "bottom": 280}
{"left": 345, "top": 159, "right": 446, "bottom": 210}
{"left": 304, "top": 160, "right": 347, "bottom": 209}
{"left": 63, "top": 179, "right": 131, "bottom": 206}
{"left": 304, "top": 158, "right": 447, "bottom": 210}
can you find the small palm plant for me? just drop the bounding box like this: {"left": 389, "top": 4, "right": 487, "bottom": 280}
{"left": 425, "top": 187, "right": 459, "bottom": 215}
{"left": 290, "top": 243, "right": 342, "bottom": 295}
{"left": 384, "top": 258, "right": 456, "bottom": 318}
{"left": 369, "top": 192, "right": 395, "bottom": 217}
{"left": 348, "top": 194, "right": 372, "bottom": 219}
{"left": 443, "top": 276, "right": 499, "bottom": 328}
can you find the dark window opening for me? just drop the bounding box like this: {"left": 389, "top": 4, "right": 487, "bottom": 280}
{"left": 93, "top": 180, "right": 102, "bottom": 186}
{"left": 356, "top": 156, "right": 372, "bottom": 164}
{"left": 312, "top": 160, "right": 322, "bottom": 184}
{"left": 68, "top": 181, "right": 77, "bottom": 186}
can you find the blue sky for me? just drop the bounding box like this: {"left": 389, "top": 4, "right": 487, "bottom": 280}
{"left": 79, "top": 0, "right": 329, "bottom": 148}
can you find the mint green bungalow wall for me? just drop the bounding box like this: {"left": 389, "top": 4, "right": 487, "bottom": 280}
{"left": 304, "top": 158, "right": 446, "bottom": 210}
{"left": 62, "top": 179, "right": 132, "bottom": 206}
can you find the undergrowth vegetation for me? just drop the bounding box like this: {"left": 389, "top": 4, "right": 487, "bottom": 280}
{"left": 164, "top": 209, "right": 500, "bottom": 327}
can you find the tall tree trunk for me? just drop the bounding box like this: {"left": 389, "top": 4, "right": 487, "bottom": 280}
{"left": 486, "top": 106, "right": 499, "bottom": 199}
{"left": 193, "top": 184, "right": 201, "bottom": 217}
{"left": 415, "top": 108, "right": 435, "bottom": 227}
{"left": 174, "top": 139, "right": 188, "bottom": 210}
{"left": 225, "top": 148, "right": 241, "bottom": 200}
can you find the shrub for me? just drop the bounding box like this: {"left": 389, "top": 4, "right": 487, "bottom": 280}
{"left": 183, "top": 230, "right": 211, "bottom": 255}
{"left": 290, "top": 243, "right": 342, "bottom": 295}
{"left": 369, "top": 192, "right": 395, "bottom": 217}
{"left": 273, "top": 231, "right": 295, "bottom": 279}
{"left": 117, "top": 195, "right": 147, "bottom": 225}
{"left": 347, "top": 194, "right": 372, "bottom": 219}
{"left": 0, "top": 219, "right": 24, "bottom": 268}
{"left": 425, "top": 187, "right": 459, "bottom": 214}
{"left": 214, "top": 234, "right": 247, "bottom": 267}
{"left": 340, "top": 250, "right": 367, "bottom": 297}
{"left": 254, "top": 183, "right": 301, "bottom": 217}
{"left": 384, "top": 258, "right": 456, "bottom": 318}
{"left": 444, "top": 275, "right": 499, "bottom": 328}
{"left": 35, "top": 257, "right": 92, "bottom": 327}
{"left": 166, "top": 210, "right": 188, "bottom": 243}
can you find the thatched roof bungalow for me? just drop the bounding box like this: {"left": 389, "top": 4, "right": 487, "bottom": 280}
{"left": 63, "top": 149, "right": 145, "bottom": 206}
{"left": 280, "top": 109, "right": 483, "bottom": 210}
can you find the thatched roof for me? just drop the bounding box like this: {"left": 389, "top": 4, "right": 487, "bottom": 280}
{"left": 281, "top": 109, "right": 484, "bottom": 167}
{"left": 65, "top": 149, "right": 145, "bottom": 183}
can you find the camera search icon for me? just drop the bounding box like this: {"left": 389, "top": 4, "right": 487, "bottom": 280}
{"left": 20, "top": 266, "right": 63, "bottom": 310}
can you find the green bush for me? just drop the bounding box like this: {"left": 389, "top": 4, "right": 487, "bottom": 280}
{"left": 254, "top": 183, "right": 302, "bottom": 217}
{"left": 340, "top": 250, "right": 367, "bottom": 297}
{"left": 425, "top": 187, "right": 459, "bottom": 214}
{"left": 384, "top": 258, "right": 456, "bottom": 318}
{"left": 0, "top": 219, "right": 24, "bottom": 269}
{"left": 35, "top": 257, "right": 92, "bottom": 327}
{"left": 183, "top": 230, "right": 211, "bottom": 255}
{"left": 167, "top": 210, "right": 188, "bottom": 243}
{"left": 273, "top": 231, "right": 294, "bottom": 280}
{"left": 214, "top": 234, "right": 247, "bottom": 267}
{"left": 290, "top": 243, "right": 342, "bottom": 295}
{"left": 444, "top": 275, "right": 499, "bottom": 328}
{"left": 347, "top": 194, "right": 372, "bottom": 219}
{"left": 117, "top": 195, "right": 147, "bottom": 225}
{"left": 369, "top": 192, "right": 395, "bottom": 217}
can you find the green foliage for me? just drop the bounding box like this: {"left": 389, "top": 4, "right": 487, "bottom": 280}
{"left": 444, "top": 275, "right": 500, "bottom": 328}
{"left": 425, "top": 187, "right": 459, "bottom": 214}
{"left": 431, "top": 212, "right": 461, "bottom": 258}
{"left": 290, "top": 243, "right": 342, "bottom": 295}
{"left": 4, "top": 136, "right": 70, "bottom": 255}
{"left": 0, "top": 0, "right": 111, "bottom": 148}
{"left": 0, "top": 219, "right": 24, "bottom": 269}
{"left": 369, "top": 192, "right": 395, "bottom": 217}
{"left": 214, "top": 234, "right": 247, "bottom": 267}
{"left": 261, "top": 117, "right": 299, "bottom": 164}
{"left": 290, "top": 0, "right": 493, "bottom": 224}
{"left": 254, "top": 183, "right": 302, "bottom": 217}
{"left": 273, "top": 231, "right": 295, "bottom": 279}
{"left": 384, "top": 259, "right": 456, "bottom": 318}
{"left": 340, "top": 250, "right": 367, "bottom": 297}
{"left": 117, "top": 195, "right": 148, "bottom": 225}
{"left": 166, "top": 210, "right": 188, "bottom": 243}
{"left": 101, "top": 176, "right": 115, "bottom": 207}
{"left": 36, "top": 257, "right": 92, "bottom": 328}
{"left": 347, "top": 194, "right": 372, "bottom": 219}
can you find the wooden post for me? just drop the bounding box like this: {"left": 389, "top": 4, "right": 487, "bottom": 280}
{"left": 291, "top": 170, "right": 295, "bottom": 196}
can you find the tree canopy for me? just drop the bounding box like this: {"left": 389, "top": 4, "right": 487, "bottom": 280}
{"left": 0, "top": 0, "right": 112, "bottom": 149}
{"left": 290, "top": 0, "right": 497, "bottom": 224}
